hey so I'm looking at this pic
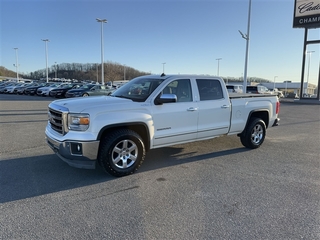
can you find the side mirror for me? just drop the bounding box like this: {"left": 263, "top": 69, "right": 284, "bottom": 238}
{"left": 154, "top": 93, "right": 177, "bottom": 105}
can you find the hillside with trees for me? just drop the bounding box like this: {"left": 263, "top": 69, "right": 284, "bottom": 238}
{"left": 0, "top": 66, "right": 17, "bottom": 78}
{"left": 1, "top": 62, "right": 149, "bottom": 83}
{"left": 1, "top": 62, "right": 271, "bottom": 84}
{"left": 27, "top": 61, "right": 149, "bottom": 82}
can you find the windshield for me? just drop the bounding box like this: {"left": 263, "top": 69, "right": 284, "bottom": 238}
{"left": 111, "top": 77, "right": 164, "bottom": 102}
{"left": 80, "top": 84, "right": 96, "bottom": 90}
{"left": 49, "top": 84, "right": 60, "bottom": 87}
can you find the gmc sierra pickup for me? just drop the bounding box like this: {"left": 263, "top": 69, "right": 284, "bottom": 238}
{"left": 46, "top": 74, "right": 280, "bottom": 177}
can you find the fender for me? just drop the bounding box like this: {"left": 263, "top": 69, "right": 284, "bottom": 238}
{"left": 97, "top": 121, "right": 151, "bottom": 151}
{"left": 238, "top": 109, "right": 269, "bottom": 136}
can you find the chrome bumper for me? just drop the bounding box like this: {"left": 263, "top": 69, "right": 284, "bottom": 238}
{"left": 46, "top": 133, "right": 99, "bottom": 169}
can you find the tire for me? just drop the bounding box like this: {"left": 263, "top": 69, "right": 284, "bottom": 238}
{"left": 82, "top": 93, "right": 89, "bottom": 97}
{"left": 240, "top": 118, "right": 266, "bottom": 149}
{"left": 98, "top": 129, "right": 146, "bottom": 177}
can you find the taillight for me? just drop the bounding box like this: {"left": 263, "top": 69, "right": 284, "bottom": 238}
{"left": 276, "top": 101, "right": 280, "bottom": 114}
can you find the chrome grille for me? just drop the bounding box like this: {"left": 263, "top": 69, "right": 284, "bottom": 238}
{"left": 48, "top": 107, "right": 67, "bottom": 135}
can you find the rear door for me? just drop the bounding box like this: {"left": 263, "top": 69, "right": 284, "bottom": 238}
{"left": 195, "top": 78, "right": 231, "bottom": 139}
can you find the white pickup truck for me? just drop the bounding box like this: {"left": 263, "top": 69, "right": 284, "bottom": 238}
{"left": 46, "top": 74, "right": 280, "bottom": 177}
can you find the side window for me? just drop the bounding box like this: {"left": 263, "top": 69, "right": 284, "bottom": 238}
{"left": 161, "top": 79, "right": 192, "bottom": 102}
{"left": 196, "top": 79, "right": 223, "bottom": 100}
{"left": 175, "top": 79, "right": 192, "bottom": 102}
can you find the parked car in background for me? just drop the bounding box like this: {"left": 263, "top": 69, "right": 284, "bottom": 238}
{"left": 65, "top": 84, "right": 97, "bottom": 98}
{"left": 0, "top": 82, "right": 17, "bottom": 93}
{"left": 286, "top": 92, "right": 299, "bottom": 98}
{"left": 13, "top": 83, "right": 34, "bottom": 94}
{"left": 226, "top": 84, "right": 243, "bottom": 93}
{"left": 269, "top": 88, "right": 284, "bottom": 98}
{"left": 81, "top": 84, "right": 114, "bottom": 97}
{"left": 49, "top": 83, "right": 83, "bottom": 98}
{"left": 5, "top": 82, "right": 22, "bottom": 93}
{"left": 37, "top": 83, "right": 67, "bottom": 96}
{"left": 246, "top": 85, "right": 272, "bottom": 94}
{"left": 24, "top": 82, "right": 51, "bottom": 95}
{"left": 2, "top": 82, "right": 21, "bottom": 93}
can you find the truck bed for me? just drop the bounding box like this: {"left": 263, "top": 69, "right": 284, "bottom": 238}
{"left": 228, "top": 93, "right": 277, "bottom": 99}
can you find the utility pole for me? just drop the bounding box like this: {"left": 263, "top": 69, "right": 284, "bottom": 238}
{"left": 13, "top": 48, "right": 19, "bottom": 81}
{"left": 239, "top": 0, "right": 252, "bottom": 93}
{"left": 96, "top": 18, "right": 107, "bottom": 85}
{"left": 42, "top": 39, "right": 49, "bottom": 83}
{"left": 216, "top": 58, "right": 222, "bottom": 76}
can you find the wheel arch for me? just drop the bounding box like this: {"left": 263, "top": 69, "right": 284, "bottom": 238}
{"left": 239, "top": 109, "right": 269, "bottom": 136}
{"left": 97, "top": 122, "right": 150, "bottom": 151}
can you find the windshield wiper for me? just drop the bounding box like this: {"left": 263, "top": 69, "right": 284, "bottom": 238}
{"left": 113, "top": 95, "right": 132, "bottom": 100}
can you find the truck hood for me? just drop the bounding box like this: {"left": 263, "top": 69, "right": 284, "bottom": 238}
{"left": 50, "top": 96, "right": 134, "bottom": 113}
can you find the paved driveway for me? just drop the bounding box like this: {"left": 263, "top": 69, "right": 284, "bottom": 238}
{"left": 0, "top": 94, "right": 319, "bottom": 239}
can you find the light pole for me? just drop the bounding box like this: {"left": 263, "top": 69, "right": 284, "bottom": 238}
{"left": 96, "top": 18, "right": 107, "bottom": 85}
{"left": 216, "top": 58, "right": 222, "bottom": 76}
{"left": 306, "top": 50, "right": 315, "bottom": 95}
{"left": 55, "top": 62, "right": 57, "bottom": 79}
{"left": 239, "top": 0, "right": 252, "bottom": 93}
{"left": 123, "top": 64, "right": 126, "bottom": 80}
{"left": 42, "top": 39, "right": 49, "bottom": 83}
{"left": 273, "top": 76, "right": 278, "bottom": 91}
{"left": 285, "top": 81, "right": 288, "bottom": 97}
{"left": 13, "top": 48, "right": 19, "bottom": 81}
{"left": 162, "top": 62, "right": 166, "bottom": 74}
{"left": 96, "top": 63, "right": 99, "bottom": 83}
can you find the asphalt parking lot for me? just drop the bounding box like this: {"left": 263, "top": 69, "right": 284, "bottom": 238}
{"left": 0, "top": 94, "right": 319, "bottom": 239}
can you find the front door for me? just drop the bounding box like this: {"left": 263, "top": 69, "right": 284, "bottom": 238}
{"left": 151, "top": 79, "right": 198, "bottom": 147}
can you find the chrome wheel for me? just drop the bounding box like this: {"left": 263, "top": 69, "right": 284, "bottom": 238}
{"left": 251, "top": 124, "right": 264, "bottom": 144}
{"left": 112, "top": 139, "right": 138, "bottom": 169}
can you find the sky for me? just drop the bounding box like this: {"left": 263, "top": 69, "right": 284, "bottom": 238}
{"left": 1, "top": 0, "right": 320, "bottom": 85}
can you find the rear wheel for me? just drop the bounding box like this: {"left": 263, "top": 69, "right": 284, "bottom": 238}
{"left": 98, "top": 129, "right": 146, "bottom": 177}
{"left": 240, "top": 118, "right": 266, "bottom": 149}
{"left": 82, "top": 93, "right": 89, "bottom": 97}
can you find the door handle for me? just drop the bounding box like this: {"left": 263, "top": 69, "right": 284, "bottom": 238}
{"left": 187, "top": 107, "right": 198, "bottom": 111}
{"left": 221, "top": 105, "right": 230, "bottom": 109}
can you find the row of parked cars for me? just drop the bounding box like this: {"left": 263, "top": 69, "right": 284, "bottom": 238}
{"left": 0, "top": 81, "right": 117, "bottom": 98}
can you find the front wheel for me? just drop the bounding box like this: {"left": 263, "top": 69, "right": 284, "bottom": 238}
{"left": 82, "top": 93, "right": 89, "bottom": 97}
{"left": 240, "top": 118, "right": 266, "bottom": 149}
{"left": 98, "top": 129, "right": 146, "bottom": 177}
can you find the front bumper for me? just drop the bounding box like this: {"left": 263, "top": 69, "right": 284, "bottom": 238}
{"left": 46, "top": 132, "right": 100, "bottom": 169}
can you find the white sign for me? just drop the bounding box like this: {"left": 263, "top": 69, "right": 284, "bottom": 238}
{"left": 293, "top": 0, "right": 320, "bottom": 28}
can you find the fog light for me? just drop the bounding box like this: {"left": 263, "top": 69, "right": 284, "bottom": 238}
{"left": 70, "top": 143, "right": 82, "bottom": 155}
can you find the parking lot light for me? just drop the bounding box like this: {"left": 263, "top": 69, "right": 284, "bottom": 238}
{"left": 96, "top": 18, "right": 107, "bottom": 85}
{"left": 42, "top": 39, "right": 50, "bottom": 83}
{"left": 13, "top": 48, "right": 19, "bottom": 81}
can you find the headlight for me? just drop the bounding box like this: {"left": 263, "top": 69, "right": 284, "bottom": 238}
{"left": 68, "top": 113, "right": 90, "bottom": 131}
